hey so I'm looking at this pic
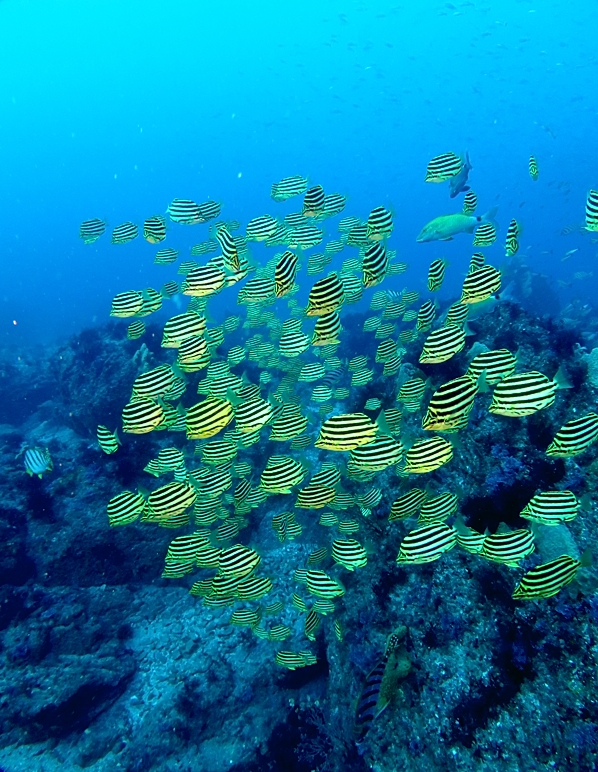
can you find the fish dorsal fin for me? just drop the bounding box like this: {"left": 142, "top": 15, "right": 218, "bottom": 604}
{"left": 553, "top": 366, "right": 573, "bottom": 390}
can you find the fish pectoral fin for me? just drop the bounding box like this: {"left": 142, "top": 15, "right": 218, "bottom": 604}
{"left": 440, "top": 237, "right": 453, "bottom": 241}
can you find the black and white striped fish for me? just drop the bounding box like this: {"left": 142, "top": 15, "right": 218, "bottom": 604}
{"left": 425, "top": 152, "right": 462, "bottom": 183}
{"left": 585, "top": 190, "right": 598, "bottom": 231}
{"left": 111, "top": 222, "right": 138, "bottom": 244}
{"left": 215, "top": 225, "right": 240, "bottom": 271}
{"left": 505, "top": 218, "right": 520, "bottom": 257}
{"left": 143, "top": 215, "right": 167, "bottom": 243}
{"left": 303, "top": 185, "right": 326, "bottom": 216}
{"left": 366, "top": 206, "right": 393, "bottom": 240}
{"left": 23, "top": 447, "right": 53, "bottom": 478}
{"left": 198, "top": 201, "right": 221, "bottom": 221}
{"left": 79, "top": 218, "right": 106, "bottom": 244}
{"left": 271, "top": 175, "right": 308, "bottom": 201}
{"left": 167, "top": 198, "right": 202, "bottom": 224}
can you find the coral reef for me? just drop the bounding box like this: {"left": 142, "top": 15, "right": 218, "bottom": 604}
{"left": 585, "top": 346, "right": 598, "bottom": 388}
{"left": 0, "top": 302, "right": 597, "bottom": 772}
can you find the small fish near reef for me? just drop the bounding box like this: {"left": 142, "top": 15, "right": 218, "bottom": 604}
{"left": 20, "top": 446, "right": 53, "bottom": 478}
{"left": 354, "top": 626, "right": 411, "bottom": 747}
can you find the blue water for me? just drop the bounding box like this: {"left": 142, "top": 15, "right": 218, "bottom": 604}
{"left": 1, "top": 0, "right": 596, "bottom": 344}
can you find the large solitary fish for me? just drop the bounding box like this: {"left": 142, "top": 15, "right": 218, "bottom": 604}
{"left": 417, "top": 206, "right": 498, "bottom": 243}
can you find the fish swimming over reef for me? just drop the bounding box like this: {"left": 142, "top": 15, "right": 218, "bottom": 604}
{"left": 546, "top": 412, "right": 598, "bottom": 457}
{"left": 513, "top": 553, "right": 591, "bottom": 600}
{"left": 93, "top": 164, "right": 598, "bottom": 684}
{"left": 97, "top": 425, "right": 120, "bottom": 454}
{"left": 354, "top": 627, "right": 410, "bottom": 746}
{"left": 489, "top": 369, "right": 571, "bottom": 418}
{"left": 21, "top": 446, "right": 53, "bottom": 478}
{"left": 416, "top": 206, "right": 498, "bottom": 243}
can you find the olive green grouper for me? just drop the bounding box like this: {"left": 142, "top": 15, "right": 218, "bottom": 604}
{"left": 417, "top": 206, "right": 498, "bottom": 242}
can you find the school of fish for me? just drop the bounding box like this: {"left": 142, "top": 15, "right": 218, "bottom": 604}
{"left": 78, "top": 157, "right": 597, "bottom": 723}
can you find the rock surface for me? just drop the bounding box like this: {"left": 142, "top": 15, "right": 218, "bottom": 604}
{"left": 0, "top": 310, "right": 596, "bottom": 772}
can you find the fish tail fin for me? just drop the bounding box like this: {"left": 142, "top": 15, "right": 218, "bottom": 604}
{"left": 447, "top": 432, "right": 462, "bottom": 451}
{"left": 476, "top": 369, "right": 490, "bottom": 393}
{"left": 376, "top": 409, "right": 392, "bottom": 436}
{"left": 579, "top": 493, "right": 593, "bottom": 512}
{"left": 553, "top": 366, "right": 573, "bottom": 390}
{"left": 514, "top": 347, "right": 521, "bottom": 367}
{"left": 299, "top": 453, "right": 315, "bottom": 474}
{"left": 580, "top": 549, "right": 593, "bottom": 568}
{"left": 483, "top": 206, "right": 499, "bottom": 229}
{"left": 171, "top": 362, "right": 187, "bottom": 380}
{"left": 226, "top": 388, "right": 243, "bottom": 406}
{"left": 422, "top": 482, "right": 435, "bottom": 499}
{"left": 529, "top": 521, "right": 542, "bottom": 539}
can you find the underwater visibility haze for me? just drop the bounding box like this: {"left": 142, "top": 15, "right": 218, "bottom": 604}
{"left": 1, "top": 0, "right": 598, "bottom": 770}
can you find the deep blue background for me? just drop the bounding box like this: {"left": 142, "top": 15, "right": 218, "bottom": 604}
{"left": 1, "top": 0, "right": 596, "bottom": 344}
